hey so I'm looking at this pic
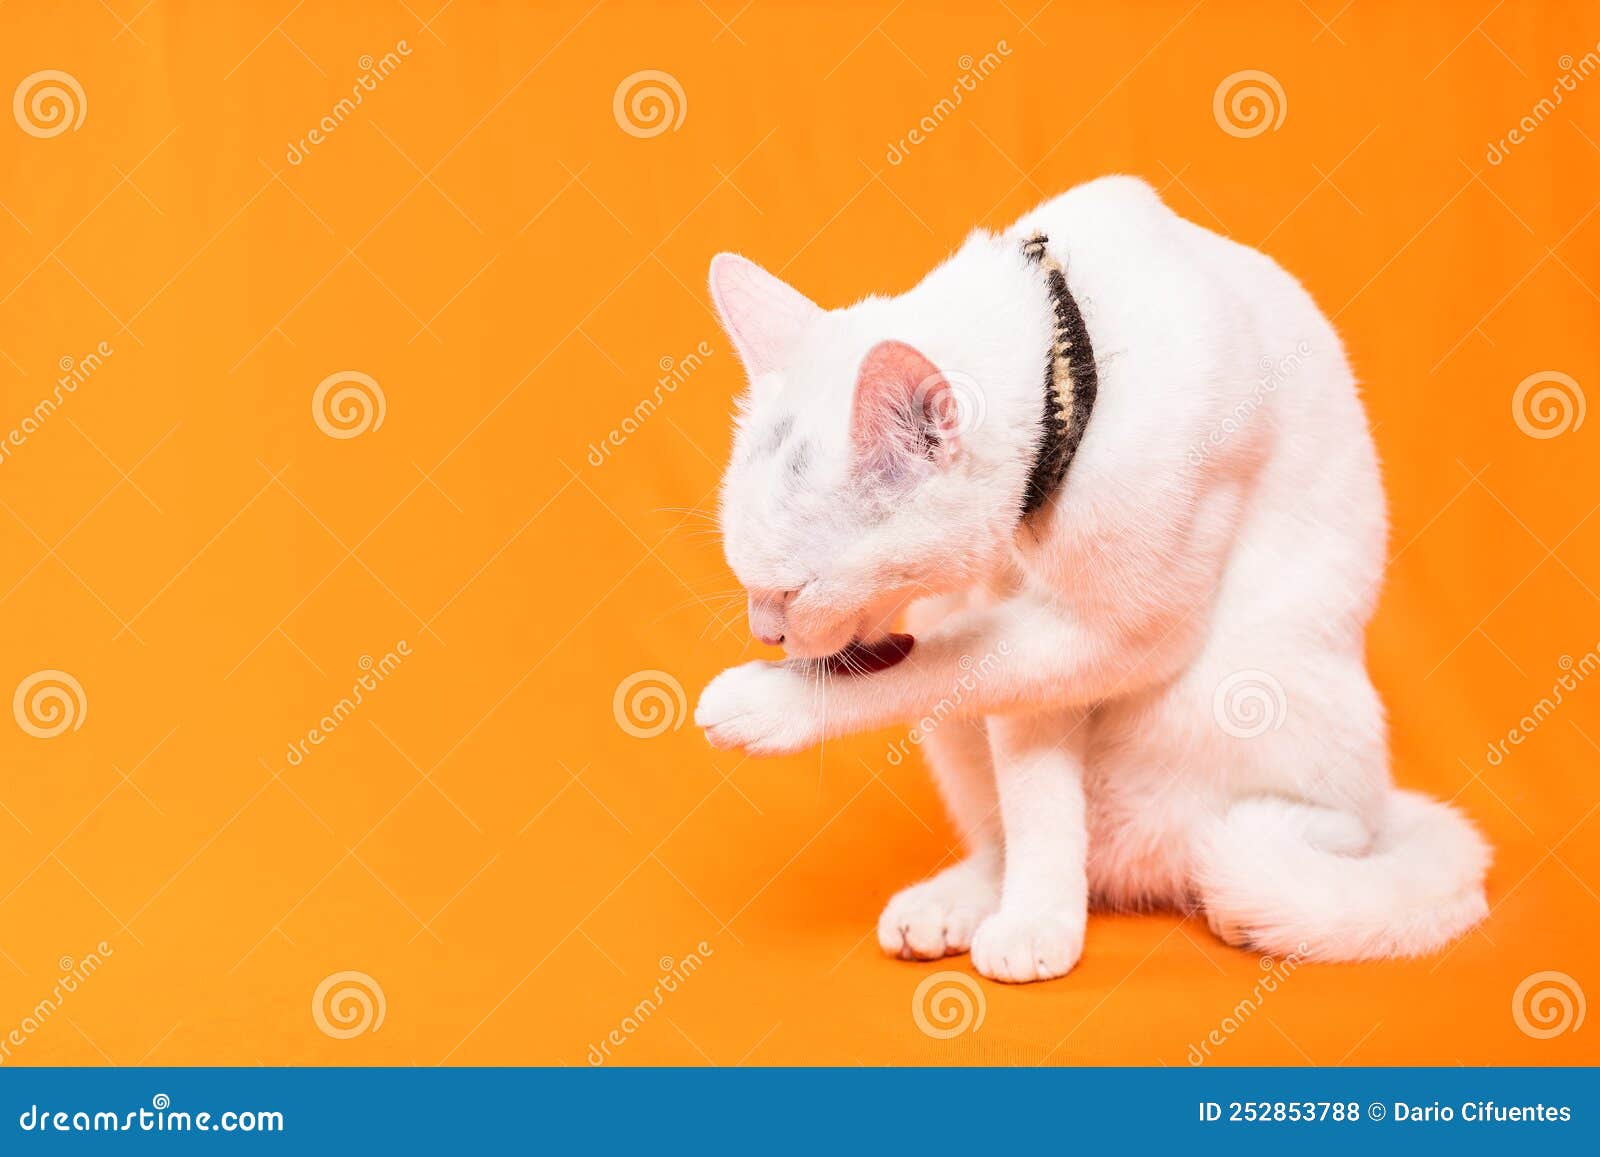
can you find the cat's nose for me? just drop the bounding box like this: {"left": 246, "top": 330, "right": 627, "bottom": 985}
{"left": 747, "top": 588, "right": 795, "bottom": 647}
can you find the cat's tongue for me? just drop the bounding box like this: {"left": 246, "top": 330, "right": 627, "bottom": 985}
{"left": 822, "top": 632, "right": 914, "bottom": 677}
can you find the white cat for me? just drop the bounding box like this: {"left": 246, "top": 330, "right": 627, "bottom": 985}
{"left": 694, "top": 176, "right": 1489, "bottom": 983}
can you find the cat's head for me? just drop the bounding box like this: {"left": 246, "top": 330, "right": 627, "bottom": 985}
{"left": 707, "top": 252, "right": 1014, "bottom": 660}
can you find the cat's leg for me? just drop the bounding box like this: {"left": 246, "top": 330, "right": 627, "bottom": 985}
{"left": 970, "top": 706, "right": 1091, "bottom": 983}
{"left": 878, "top": 594, "right": 1002, "bottom": 960}
{"left": 697, "top": 590, "right": 1201, "bottom": 755}
{"left": 877, "top": 717, "right": 1002, "bottom": 960}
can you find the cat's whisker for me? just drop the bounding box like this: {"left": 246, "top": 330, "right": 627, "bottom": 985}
{"left": 654, "top": 588, "right": 745, "bottom": 616}
{"left": 699, "top": 604, "right": 749, "bottom": 642}
{"left": 663, "top": 528, "right": 729, "bottom": 547}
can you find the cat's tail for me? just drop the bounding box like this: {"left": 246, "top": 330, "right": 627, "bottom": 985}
{"left": 1194, "top": 790, "right": 1491, "bottom": 962}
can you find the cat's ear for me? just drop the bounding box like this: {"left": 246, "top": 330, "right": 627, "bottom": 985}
{"left": 708, "top": 253, "right": 823, "bottom": 379}
{"left": 850, "top": 339, "right": 964, "bottom": 472}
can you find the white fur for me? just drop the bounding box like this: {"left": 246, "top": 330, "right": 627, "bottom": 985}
{"left": 695, "top": 176, "right": 1490, "bottom": 982}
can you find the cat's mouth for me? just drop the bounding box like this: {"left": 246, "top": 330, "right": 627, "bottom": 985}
{"left": 817, "top": 632, "right": 914, "bottom": 676}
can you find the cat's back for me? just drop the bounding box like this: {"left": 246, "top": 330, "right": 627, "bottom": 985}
{"left": 1020, "top": 178, "right": 1384, "bottom": 608}
{"left": 1015, "top": 173, "right": 1174, "bottom": 239}
{"left": 1007, "top": 177, "right": 1277, "bottom": 463}
{"left": 1014, "top": 174, "right": 1296, "bottom": 315}
{"left": 1012, "top": 176, "right": 1352, "bottom": 427}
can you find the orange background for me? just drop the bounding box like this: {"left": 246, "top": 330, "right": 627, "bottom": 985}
{"left": 1, "top": 0, "right": 1597, "bottom": 1066}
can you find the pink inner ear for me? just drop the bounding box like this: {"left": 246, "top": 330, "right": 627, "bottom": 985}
{"left": 708, "top": 254, "right": 822, "bottom": 378}
{"left": 851, "top": 340, "right": 960, "bottom": 463}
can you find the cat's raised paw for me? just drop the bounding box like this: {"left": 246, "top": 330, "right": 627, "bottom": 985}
{"left": 970, "top": 908, "right": 1084, "bottom": 983}
{"left": 877, "top": 859, "right": 1001, "bottom": 961}
{"left": 695, "top": 660, "right": 819, "bottom": 756}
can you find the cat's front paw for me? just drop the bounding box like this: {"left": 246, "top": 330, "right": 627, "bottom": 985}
{"left": 878, "top": 858, "right": 1001, "bottom": 960}
{"left": 695, "top": 661, "right": 818, "bottom": 756}
{"left": 970, "top": 908, "right": 1084, "bottom": 983}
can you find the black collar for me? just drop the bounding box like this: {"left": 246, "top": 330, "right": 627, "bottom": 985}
{"left": 1018, "top": 232, "right": 1097, "bottom": 518}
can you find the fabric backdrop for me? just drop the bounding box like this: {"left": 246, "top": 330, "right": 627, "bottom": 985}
{"left": 0, "top": 0, "right": 1595, "bottom": 1066}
